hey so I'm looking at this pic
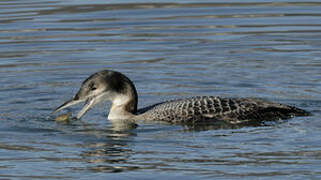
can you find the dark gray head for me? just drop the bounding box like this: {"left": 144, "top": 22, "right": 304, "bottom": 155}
{"left": 52, "top": 70, "right": 138, "bottom": 119}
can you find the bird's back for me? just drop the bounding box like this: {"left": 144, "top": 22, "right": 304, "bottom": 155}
{"left": 137, "top": 96, "right": 309, "bottom": 124}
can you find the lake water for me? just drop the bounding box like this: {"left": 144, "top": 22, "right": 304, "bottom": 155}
{"left": 1, "top": 0, "right": 321, "bottom": 179}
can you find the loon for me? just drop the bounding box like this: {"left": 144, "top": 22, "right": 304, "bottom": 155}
{"left": 52, "top": 70, "right": 310, "bottom": 124}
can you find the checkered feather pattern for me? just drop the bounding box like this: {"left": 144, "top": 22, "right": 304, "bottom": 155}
{"left": 138, "top": 96, "right": 309, "bottom": 124}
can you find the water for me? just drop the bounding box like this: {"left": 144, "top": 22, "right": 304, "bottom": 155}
{"left": 1, "top": 0, "right": 321, "bottom": 179}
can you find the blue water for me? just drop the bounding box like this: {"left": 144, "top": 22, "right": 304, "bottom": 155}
{"left": 0, "top": 0, "right": 321, "bottom": 179}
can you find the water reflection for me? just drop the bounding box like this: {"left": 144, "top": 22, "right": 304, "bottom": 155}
{"left": 74, "top": 121, "right": 139, "bottom": 173}
{"left": 39, "top": 118, "right": 138, "bottom": 173}
{"left": 181, "top": 121, "right": 266, "bottom": 132}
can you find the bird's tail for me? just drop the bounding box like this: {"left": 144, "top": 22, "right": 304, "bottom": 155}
{"left": 287, "top": 105, "right": 311, "bottom": 117}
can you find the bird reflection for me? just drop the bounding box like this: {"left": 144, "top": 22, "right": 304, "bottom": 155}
{"left": 179, "top": 119, "right": 279, "bottom": 132}
{"left": 76, "top": 122, "right": 138, "bottom": 173}
{"left": 109, "top": 119, "right": 138, "bottom": 132}
{"left": 79, "top": 142, "right": 137, "bottom": 173}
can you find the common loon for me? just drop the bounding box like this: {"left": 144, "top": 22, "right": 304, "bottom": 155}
{"left": 52, "top": 70, "right": 310, "bottom": 124}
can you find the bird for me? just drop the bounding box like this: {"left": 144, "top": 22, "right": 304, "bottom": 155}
{"left": 52, "top": 70, "right": 310, "bottom": 125}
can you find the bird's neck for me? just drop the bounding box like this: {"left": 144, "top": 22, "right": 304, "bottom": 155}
{"left": 107, "top": 73, "right": 138, "bottom": 121}
{"left": 107, "top": 93, "right": 138, "bottom": 121}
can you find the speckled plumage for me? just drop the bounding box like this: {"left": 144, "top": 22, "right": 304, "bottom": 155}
{"left": 137, "top": 96, "right": 309, "bottom": 124}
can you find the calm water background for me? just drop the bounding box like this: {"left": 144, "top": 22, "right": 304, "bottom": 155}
{"left": 1, "top": 0, "right": 321, "bottom": 179}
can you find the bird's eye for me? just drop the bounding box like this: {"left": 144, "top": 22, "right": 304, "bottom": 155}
{"left": 89, "top": 83, "right": 97, "bottom": 91}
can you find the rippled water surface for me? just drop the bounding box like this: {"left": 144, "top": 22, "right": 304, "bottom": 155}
{"left": 1, "top": 0, "right": 321, "bottom": 179}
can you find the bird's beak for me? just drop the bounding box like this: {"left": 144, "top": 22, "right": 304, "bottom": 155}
{"left": 52, "top": 93, "right": 107, "bottom": 119}
{"left": 75, "top": 96, "right": 99, "bottom": 119}
{"left": 52, "top": 96, "right": 83, "bottom": 116}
